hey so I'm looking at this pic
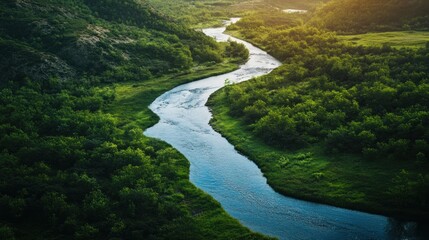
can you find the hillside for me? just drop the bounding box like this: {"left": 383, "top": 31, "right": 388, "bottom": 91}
{"left": 0, "top": 1, "right": 268, "bottom": 239}
{"left": 311, "top": 0, "right": 429, "bottom": 33}
{"left": 0, "top": 0, "right": 227, "bottom": 84}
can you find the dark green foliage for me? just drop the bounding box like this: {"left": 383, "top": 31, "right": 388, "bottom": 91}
{"left": 0, "top": 1, "right": 269, "bottom": 239}
{"left": 224, "top": 26, "right": 429, "bottom": 161}
{"left": 0, "top": 74, "right": 267, "bottom": 240}
{"left": 224, "top": 40, "right": 249, "bottom": 63}
{"left": 0, "top": 0, "right": 226, "bottom": 84}
{"left": 213, "top": 14, "right": 429, "bottom": 215}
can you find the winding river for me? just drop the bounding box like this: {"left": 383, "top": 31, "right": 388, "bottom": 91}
{"left": 144, "top": 19, "right": 427, "bottom": 240}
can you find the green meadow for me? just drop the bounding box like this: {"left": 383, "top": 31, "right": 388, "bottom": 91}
{"left": 340, "top": 31, "right": 429, "bottom": 49}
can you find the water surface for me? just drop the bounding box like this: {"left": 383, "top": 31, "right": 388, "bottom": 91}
{"left": 145, "top": 21, "right": 427, "bottom": 240}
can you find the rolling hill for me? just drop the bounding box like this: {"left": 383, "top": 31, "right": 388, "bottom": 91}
{"left": 311, "top": 0, "right": 429, "bottom": 33}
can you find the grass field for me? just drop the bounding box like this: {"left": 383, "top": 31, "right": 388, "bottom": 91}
{"left": 208, "top": 88, "right": 429, "bottom": 220}
{"left": 339, "top": 31, "right": 429, "bottom": 49}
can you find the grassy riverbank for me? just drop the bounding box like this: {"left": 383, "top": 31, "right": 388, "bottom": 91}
{"left": 106, "top": 60, "right": 276, "bottom": 239}
{"left": 107, "top": 62, "right": 239, "bottom": 129}
{"left": 208, "top": 6, "right": 429, "bottom": 220}
{"left": 0, "top": 0, "right": 274, "bottom": 237}
{"left": 208, "top": 89, "right": 429, "bottom": 220}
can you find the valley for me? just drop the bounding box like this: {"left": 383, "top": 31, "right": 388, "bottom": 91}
{"left": 1, "top": 0, "right": 428, "bottom": 239}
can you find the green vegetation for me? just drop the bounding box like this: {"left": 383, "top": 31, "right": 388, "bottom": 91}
{"left": 254, "top": 0, "right": 328, "bottom": 10}
{"left": 108, "top": 62, "right": 240, "bottom": 129}
{"left": 146, "top": 0, "right": 327, "bottom": 29}
{"left": 209, "top": 6, "right": 429, "bottom": 219}
{"left": 311, "top": 0, "right": 429, "bottom": 33}
{"left": 147, "top": 0, "right": 244, "bottom": 28}
{"left": 210, "top": 82, "right": 429, "bottom": 219}
{"left": 0, "top": 0, "right": 230, "bottom": 83}
{"left": 0, "top": 0, "right": 269, "bottom": 239}
{"left": 2, "top": 0, "right": 429, "bottom": 239}
{"left": 227, "top": 8, "right": 303, "bottom": 32}
{"left": 339, "top": 31, "right": 429, "bottom": 49}
{"left": 220, "top": 0, "right": 327, "bottom": 13}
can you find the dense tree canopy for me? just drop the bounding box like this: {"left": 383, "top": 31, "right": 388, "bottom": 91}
{"left": 225, "top": 24, "right": 429, "bottom": 162}
{"left": 0, "top": 0, "right": 268, "bottom": 239}
{"left": 215, "top": 11, "right": 429, "bottom": 215}
{"left": 0, "top": 0, "right": 240, "bottom": 84}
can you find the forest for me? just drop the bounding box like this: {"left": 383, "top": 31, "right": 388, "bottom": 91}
{"left": 2, "top": 0, "right": 429, "bottom": 238}
{"left": 0, "top": 0, "right": 262, "bottom": 239}
{"left": 224, "top": 26, "right": 429, "bottom": 162}
{"left": 209, "top": 0, "right": 429, "bottom": 218}
{"left": 0, "top": 0, "right": 254, "bottom": 83}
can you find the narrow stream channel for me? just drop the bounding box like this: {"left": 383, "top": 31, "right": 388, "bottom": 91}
{"left": 144, "top": 19, "right": 427, "bottom": 240}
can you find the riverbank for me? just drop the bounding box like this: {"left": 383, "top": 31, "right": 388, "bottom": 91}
{"left": 206, "top": 14, "right": 429, "bottom": 221}
{"left": 207, "top": 74, "right": 429, "bottom": 222}
{"left": 106, "top": 59, "right": 275, "bottom": 239}
{"left": 141, "top": 23, "right": 422, "bottom": 240}
{"left": 107, "top": 61, "right": 239, "bottom": 129}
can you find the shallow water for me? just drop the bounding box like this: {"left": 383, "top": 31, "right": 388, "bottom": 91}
{"left": 144, "top": 21, "right": 427, "bottom": 240}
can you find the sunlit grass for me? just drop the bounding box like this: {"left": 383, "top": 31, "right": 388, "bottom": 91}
{"left": 107, "top": 62, "right": 238, "bottom": 129}
{"left": 339, "top": 31, "right": 429, "bottom": 48}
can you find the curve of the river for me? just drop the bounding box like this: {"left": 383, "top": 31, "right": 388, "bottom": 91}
{"left": 144, "top": 19, "right": 426, "bottom": 240}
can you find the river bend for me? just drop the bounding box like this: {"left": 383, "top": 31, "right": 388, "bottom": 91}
{"left": 144, "top": 20, "right": 425, "bottom": 240}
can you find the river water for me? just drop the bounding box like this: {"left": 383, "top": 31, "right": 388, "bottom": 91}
{"left": 144, "top": 20, "right": 427, "bottom": 240}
